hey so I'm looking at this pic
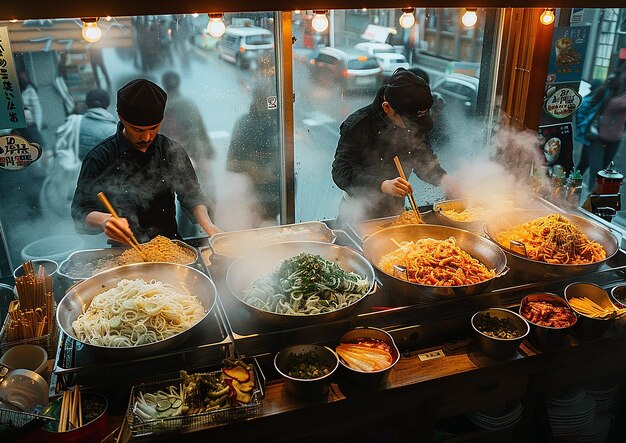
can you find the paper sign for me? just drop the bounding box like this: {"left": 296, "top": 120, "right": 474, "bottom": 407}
{"left": 544, "top": 85, "right": 582, "bottom": 119}
{"left": 547, "top": 26, "right": 590, "bottom": 83}
{"left": 0, "top": 134, "right": 41, "bottom": 171}
{"left": 538, "top": 122, "right": 574, "bottom": 174}
{"left": 0, "top": 27, "right": 26, "bottom": 130}
{"left": 418, "top": 349, "right": 445, "bottom": 361}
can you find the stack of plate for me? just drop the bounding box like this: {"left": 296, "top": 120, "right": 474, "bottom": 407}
{"left": 466, "top": 400, "right": 523, "bottom": 431}
{"left": 546, "top": 390, "right": 596, "bottom": 438}
{"left": 576, "top": 413, "right": 612, "bottom": 443}
{"left": 586, "top": 381, "right": 620, "bottom": 413}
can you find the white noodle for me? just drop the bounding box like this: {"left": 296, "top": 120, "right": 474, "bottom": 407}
{"left": 72, "top": 278, "right": 205, "bottom": 347}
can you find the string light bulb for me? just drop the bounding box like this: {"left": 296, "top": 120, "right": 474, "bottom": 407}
{"left": 399, "top": 8, "right": 416, "bottom": 29}
{"left": 461, "top": 8, "right": 478, "bottom": 27}
{"left": 81, "top": 18, "right": 102, "bottom": 43}
{"left": 192, "top": 13, "right": 199, "bottom": 18}
{"left": 293, "top": 10, "right": 301, "bottom": 14}
{"left": 207, "top": 13, "right": 226, "bottom": 38}
{"left": 312, "top": 10, "right": 329, "bottom": 33}
{"left": 105, "top": 16, "right": 112, "bottom": 21}
{"left": 540, "top": 9, "right": 555, "bottom": 25}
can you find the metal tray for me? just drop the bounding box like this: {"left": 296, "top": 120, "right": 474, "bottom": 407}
{"left": 126, "top": 359, "right": 264, "bottom": 437}
{"left": 52, "top": 301, "right": 233, "bottom": 391}
{"left": 57, "top": 240, "right": 199, "bottom": 281}
{"left": 208, "top": 221, "right": 336, "bottom": 259}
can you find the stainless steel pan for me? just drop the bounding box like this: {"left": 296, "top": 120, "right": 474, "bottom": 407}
{"left": 484, "top": 209, "right": 618, "bottom": 279}
{"left": 226, "top": 241, "right": 375, "bottom": 328}
{"left": 362, "top": 224, "right": 508, "bottom": 304}
{"left": 56, "top": 262, "right": 216, "bottom": 359}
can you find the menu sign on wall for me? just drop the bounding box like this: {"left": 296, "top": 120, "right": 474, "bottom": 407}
{"left": 0, "top": 27, "right": 26, "bottom": 130}
{"left": 546, "top": 26, "right": 590, "bottom": 83}
{"left": 544, "top": 85, "right": 582, "bottom": 119}
{"left": 538, "top": 123, "right": 574, "bottom": 174}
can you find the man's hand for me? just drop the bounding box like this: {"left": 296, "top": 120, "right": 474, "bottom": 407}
{"left": 381, "top": 177, "right": 413, "bottom": 198}
{"left": 102, "top": 216, "right": 135, "bottom": 245}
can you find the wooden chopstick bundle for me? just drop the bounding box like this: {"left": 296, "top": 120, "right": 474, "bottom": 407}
{"left": 393, "top": 155, "right": 422, "bottom": 222}
{"left": 58, "top": 387, "right": 83, "bottom": 432}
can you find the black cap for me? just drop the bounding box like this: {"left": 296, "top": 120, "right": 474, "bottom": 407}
{"left": 117, "top": 79, "right": 167, "bottom": 126}
{"left": 384, "top": 68, "right": 434, "bottom": 120}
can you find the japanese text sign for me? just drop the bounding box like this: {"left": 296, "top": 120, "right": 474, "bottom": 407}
{"left": 0, "top": 27, "right": 25, "bottom": 129}
{"left": 0, "top": 134, "right": 41, "bottom": 171}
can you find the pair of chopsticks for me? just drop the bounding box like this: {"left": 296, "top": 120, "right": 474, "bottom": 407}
{"left": 393, "top": 156, "right": 422, "bottom": 222}
{"left": 97, "top": 192, "right": 148, "bottom": 261}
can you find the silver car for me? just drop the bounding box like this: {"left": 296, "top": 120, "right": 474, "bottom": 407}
{"left": 310, "top": 47, "right": 383, "bottom": 93}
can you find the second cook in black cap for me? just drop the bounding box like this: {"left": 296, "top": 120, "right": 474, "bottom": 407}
{"left": 71, "top": 78, "right": 222, "bottom": 245}
{"left": 332, "top": 68, "right": 453, "bottom": 224}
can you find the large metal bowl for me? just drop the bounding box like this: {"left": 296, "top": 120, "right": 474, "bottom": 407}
{"left": 226, "top": 241, "right": 376, "bottom": 328}
{"left": 433, "top": 199, "right": 486, "bottom": 233}
{"left": 362, "top": 224, "right": 508, "bottom": 304}
{"left": 484, "top": 210, "right": 618, "bottom": 279}
{"left": 56, "top": 262, "right": 216, "bottom": 359}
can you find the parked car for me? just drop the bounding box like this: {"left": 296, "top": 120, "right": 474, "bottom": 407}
{"left": 216, "top": 26, "right": 274, "bottom": 69}
{"left": 309, "top": 47, "right": 382, "bottom": 93}
{"left": 375, "top": 53, "right": 410, "bottom": 80}
{"left": 354, "top": 42, "right": 395, "bottom": 56}
{"left": 432, "top": 73, "right": 479, "bottom": 116}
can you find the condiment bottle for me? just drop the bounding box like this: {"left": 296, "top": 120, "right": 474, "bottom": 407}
{"left": 565, "top": 169, "right": 583, "bottom": 206}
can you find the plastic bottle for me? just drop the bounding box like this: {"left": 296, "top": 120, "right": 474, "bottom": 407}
{"left": 566, "top": 169, "right": 583, "bottom": 207}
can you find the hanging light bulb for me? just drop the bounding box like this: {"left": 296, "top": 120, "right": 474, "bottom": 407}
{"left": 461, "top": 8, "right": 478, "bottom": 27}
{"left": 540, "top": 8, "right": 555, "bottom": 25}
{"left": 81, "top": 18, "right": 102, "bottom": 43}
{"left": 207, "top": 13, "right": 226, "bottom": 38}
{"left": 9, "top": 19, "right": 18, "bottom": 23}
{"left": 399, "top": 8, "right": 416, "bottom": 29}
{"left": 192, "top": 13, "right": 199, "bottom": 18}
{"left": 311, "top": 10, "right": 329, "bottom": 33}
{"left": 293, "top": 10, "right": 301, "bottom": 14}
{"left": 105, "top": 16, "right": 112, "bottom": 21}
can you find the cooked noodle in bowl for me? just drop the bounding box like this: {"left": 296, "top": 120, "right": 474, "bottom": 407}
{"left": 72, "top": 278, "right": 205, "bottom": 347}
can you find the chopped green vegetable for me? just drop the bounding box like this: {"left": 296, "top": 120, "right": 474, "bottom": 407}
{"left": 475, "top": 314, "right": 521, "bottom": 339}
{"left": 286, "top": 351, "right": 332, "bottom": 379}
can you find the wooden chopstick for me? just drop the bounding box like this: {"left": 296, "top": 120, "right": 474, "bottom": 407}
{"left": 393, "top": 156, "right": 422, "bottom": 222}
{"left": 97, "top": 192, "right": 148, "bottom": 261}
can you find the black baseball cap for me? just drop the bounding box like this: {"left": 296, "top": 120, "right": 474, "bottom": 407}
{"left": 384, "top": 68, "right": 434, "bottom": 122}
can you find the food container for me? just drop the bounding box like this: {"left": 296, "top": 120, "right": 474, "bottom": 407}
{"left": 485, "top": 210, "right": 618, "bottom": 280}
{"left": 346, "top": 209, "right": 435, "bottom": 242}
{"left": 13, "top": 259, "right": 66, "bottom": 303}
{"left": 362, "top": 224, "right": 508, "bottom": 304}
{"left": 564, "top": 282, "right": 615, "bottom": 339}
{"left": 41, "top": 392, "right": 108, "bottom": 443}
{"left": 226, "top": 241, "right": 375, "bottom": 328}
{"left": 609, "top": 284, "right": 626, "bottom": 309}
{"left": 56, "top": 262, "right": 216, "bottom": 359}
{"left": 0, "top": 345, "right": 48, "bottom": 380}
{"left": 433, "top": 199, "right": 487, "bottom": 233}
{"left": 274, "top": 344, "right": 339, "bottom": 400}
{"left": 209, "top": 221, "right": 336, "bottom": 259}
{"left": 57, "top": 240, "right": 198, "bottom": 282}
{"left": 336, "top": 327, "right": 399, "bottom": 388}
{"left": 0, "top": 368, "right": 49, "bottom": 412}
{"left": 471, "top": 308, "right": 529, "bottom": 359}
{"left": 519, "top": 293, "right": 577, "bottom": 348}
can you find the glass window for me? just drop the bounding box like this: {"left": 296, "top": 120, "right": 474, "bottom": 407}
{"left": 292, "top": 8, "right": 488, "bottom": 222}
{"left": 347, "top": 58, "right": 379, "bottom": 70}
{"left": 0, "top": 12, "right": 281, "bottom": 273}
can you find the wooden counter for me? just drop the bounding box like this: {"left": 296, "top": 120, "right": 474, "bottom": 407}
{"left": 105, "top": 320, "right": 626, "bottom": 443}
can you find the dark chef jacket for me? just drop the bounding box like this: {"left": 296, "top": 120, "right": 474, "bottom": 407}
{"left": 71, "top": 122, "right": 205, "bottom": 242}
{"left": 332, "top": 87, "right": 447, "bottom": 222}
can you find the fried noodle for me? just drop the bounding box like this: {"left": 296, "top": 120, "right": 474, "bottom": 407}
{"left": 494, "top": 214, "right": 606, "bottom": 264}
{"left": 378, "top": 237, "right": 496, "bottom": 286}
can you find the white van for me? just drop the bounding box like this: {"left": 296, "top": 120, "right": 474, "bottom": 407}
{"left": 217, "top": 26, "right": 274, "bottom": 69}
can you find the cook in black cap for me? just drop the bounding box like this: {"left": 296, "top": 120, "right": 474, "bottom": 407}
{"left": 332, "top": 68, "right": 451, "bottom": 224}
{"left": 71, "top": 78, "right": 222, "bottom": 245}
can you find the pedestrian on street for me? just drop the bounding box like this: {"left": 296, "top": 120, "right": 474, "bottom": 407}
{"left": 78, "top": 89, "right": 117, "bottom": 160}
{"left": 331, "top": 68, "right": 456, "bottom": 225}
{"left": 576, "top": 67, "right": 626, "bottom": 193}
{"left": 161, "top": 70, "right": 217, "bottom": 234}
{"left": 71, "top": 79, "right": 222, "bottom": 245}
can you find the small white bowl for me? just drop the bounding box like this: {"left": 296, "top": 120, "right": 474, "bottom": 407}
{"left": 0, "top": 345, "right": 48, "bottom": 380}
{"left": 0, "top": 368, "right": 49, "bottom": 411}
